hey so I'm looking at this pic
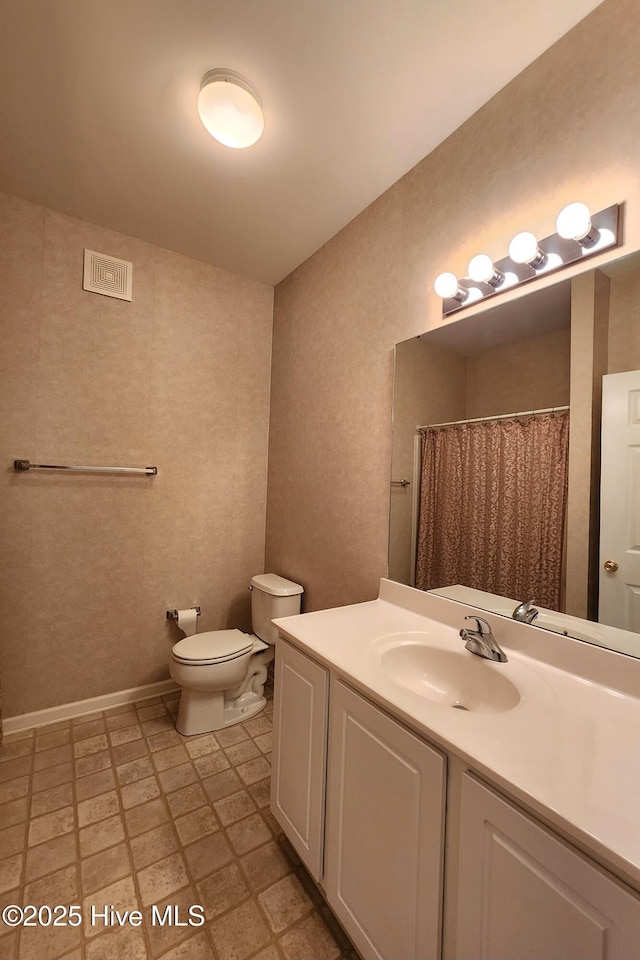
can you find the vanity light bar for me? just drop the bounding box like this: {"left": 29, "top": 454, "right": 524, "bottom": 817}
{"left": 434, "top": 203, "right": 620, "bottom": 318}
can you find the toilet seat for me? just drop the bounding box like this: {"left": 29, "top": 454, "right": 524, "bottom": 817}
{"left": 172, "top": 629, "right": 254, "bottom": 666}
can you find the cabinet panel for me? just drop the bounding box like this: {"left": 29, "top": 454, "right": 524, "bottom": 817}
{"left": 326, "top": 680, "right": 445, "bottom": 960}
{"left": 455, "top": 774, "right": 640, "bottom": 960}
{"left": 270, "top": 639, "right": 328, "bottom": 881}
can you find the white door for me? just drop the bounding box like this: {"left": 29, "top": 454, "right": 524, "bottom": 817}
{"left": 325, "top": 680, "right": 446, "bottom": 960}
{"left": 270, "top": 639, "right": 328, "bottom": 881}
{"left": 600, "top": 370, "right": 640, "bottom": 630}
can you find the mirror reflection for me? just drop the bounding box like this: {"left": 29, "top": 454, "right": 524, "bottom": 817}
{"left": 389, "top": 255, "right": 640, "bottom": 659}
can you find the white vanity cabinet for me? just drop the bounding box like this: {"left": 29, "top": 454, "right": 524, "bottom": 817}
{"left": 271, "top": 638, "right": 446, "bottom": 960}
{"left": 325, "top": 679, "right": 446, "bottom": 960}
{"left": 271, "top": 634, "right": 640, "bottom": 960}
{"left": 454, "top": 774, "right": 640, "bottom": 960}
{"left": 271, "top": 639, "right": 328, "bottom": 881}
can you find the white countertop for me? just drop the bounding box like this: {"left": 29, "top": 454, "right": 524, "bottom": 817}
{"left": 273, "top": 579, "right": 640, "bottom": 890}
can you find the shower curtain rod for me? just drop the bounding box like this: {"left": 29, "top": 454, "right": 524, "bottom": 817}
{"left": 417, "top": 405, "right": 569, "bottom": 432}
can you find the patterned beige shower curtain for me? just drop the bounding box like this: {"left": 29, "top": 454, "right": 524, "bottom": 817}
{"left": 415, "top": 411, "right": 569, "bottom": 610}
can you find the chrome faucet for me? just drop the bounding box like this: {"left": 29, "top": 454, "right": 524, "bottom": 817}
{"left": 512, "top": 599, "right": 539, "bottom": 624}
{"left": 460, "top": 616, "right": 508, "bottom": 663}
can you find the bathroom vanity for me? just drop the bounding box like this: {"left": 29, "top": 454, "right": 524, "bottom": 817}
{"left": 270, "top": 579, "right": 640, "bottom": 960}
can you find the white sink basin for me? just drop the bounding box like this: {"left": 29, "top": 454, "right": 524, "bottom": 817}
{"left": 379, "top": 638, "right": 521, "bottom": 713}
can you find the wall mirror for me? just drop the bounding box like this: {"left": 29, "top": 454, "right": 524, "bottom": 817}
{"left": 389, "top": 252, "right": 640, "bottom": 659}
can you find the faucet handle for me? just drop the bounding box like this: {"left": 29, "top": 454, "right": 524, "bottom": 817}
{"left": 460, "top": 615, "right": 508, "bottom": 662}
{"left": 463, "top": 615, "right": 492, "bottom": 636}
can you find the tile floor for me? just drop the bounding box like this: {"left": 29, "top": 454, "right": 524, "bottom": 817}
{"left": 0, "top": 687, "right": 358, "bottom": 960}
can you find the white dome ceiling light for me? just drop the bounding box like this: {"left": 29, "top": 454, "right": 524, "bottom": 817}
{"left": 197, "top": 69, "right": 264, "bottom": 149}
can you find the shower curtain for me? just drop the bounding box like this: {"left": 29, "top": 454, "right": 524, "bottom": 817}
{"left": 415, "top": 411, "right": 569, "bottom": 610}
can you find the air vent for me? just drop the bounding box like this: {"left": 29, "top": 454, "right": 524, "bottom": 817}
{"left": 83, "top": 249, "right": 132, "bottom": 301}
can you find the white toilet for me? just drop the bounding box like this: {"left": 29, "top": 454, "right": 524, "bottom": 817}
{"left": 169, "top": 573, "right": 303, "bottom": 736}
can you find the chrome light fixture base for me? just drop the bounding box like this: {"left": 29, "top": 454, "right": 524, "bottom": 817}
{"left": 439, "top": 203, "right": 620, "bottom": 318}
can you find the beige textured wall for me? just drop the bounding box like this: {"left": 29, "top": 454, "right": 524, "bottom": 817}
{"left": 0, "top": 192, "right": 273, "bottom": 717}
{"left": 566, "top": 270, "right": 610, "bottom": 618}
{"left": 267, "top": 0, "right": 640, "bottom": 612}
{"left": 465, "top": 329, "right": 571, "bottom": 419}
{"left": 608, "top": 269, "right": 640, "bottom": 373}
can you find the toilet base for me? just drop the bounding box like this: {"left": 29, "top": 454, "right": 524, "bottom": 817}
{"left": 172, "top": 646, "right": 273, "bottom": 736}
{"left": 219, "top": 690, "right": 267, "bottom": 730}
{"left": 175, "top": 687, "right": 267, "bottom": 736}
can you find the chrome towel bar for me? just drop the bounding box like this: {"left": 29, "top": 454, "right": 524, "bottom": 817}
{"left": 14, "top": 460, "right": 157, "bottom": 476}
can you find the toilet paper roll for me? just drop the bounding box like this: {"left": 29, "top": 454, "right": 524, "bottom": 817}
{"left": 177, "top": 608, "right": 198, "bottom": 637}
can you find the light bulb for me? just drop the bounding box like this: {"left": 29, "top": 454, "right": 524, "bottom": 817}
{"left": 434, "top": 272, "right": 467, "bottom": 302}
{"left": 467, "top": 254, "right": 504, "bottom": 287}
{"left": 198, "top": 70, "right": 264, "bottom": 149}
{"left": 556, "top": 202, "right": 597, "bottom": 245}
{"left": 508, "top": 232, "right": 546, "bottom": 268}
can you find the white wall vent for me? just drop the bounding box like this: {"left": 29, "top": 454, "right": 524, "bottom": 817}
{"left": 83, "top": 249, "right": 133, "bottom": 301}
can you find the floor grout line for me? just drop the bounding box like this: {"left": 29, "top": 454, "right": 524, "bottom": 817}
{"left": 1, "top": 683, "right": 358, "bottom": 960}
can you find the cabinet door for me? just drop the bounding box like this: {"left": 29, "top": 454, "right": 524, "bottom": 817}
{"left": 455, "top": 773, "right": 640, "bottom": 960}
{"left": 325, "top": 680, "right": 446, "bottom": 960}
{"left": 270, "top": 639, "right": 328, "bottom": 881}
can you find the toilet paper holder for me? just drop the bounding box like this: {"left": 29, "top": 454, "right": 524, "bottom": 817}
{"left": 166, "top": 606, "right": 201, "bottom": 621}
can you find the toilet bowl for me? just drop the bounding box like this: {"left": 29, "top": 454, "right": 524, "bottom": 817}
{"left": 169, "top": 574, "right": 303, "bottom": 736}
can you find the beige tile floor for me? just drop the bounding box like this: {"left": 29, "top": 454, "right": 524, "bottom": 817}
{"left": 0, "top": 687, "right": 358, "bottom": 960}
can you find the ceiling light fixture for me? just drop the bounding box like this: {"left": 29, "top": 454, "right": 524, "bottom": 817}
{"left": 433, "top": 202, "right": 620, "bottom": 318}
{"left": 197, "top": 69, "right": 264, "bottom": 149}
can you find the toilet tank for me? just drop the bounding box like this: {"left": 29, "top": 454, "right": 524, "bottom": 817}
{"left": 250, "top": 574, "right": 303, "bottom": 644}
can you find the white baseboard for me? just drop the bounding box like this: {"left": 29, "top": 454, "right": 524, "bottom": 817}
{"left": 2, "top": 679, "right": 180, "bottom": 734}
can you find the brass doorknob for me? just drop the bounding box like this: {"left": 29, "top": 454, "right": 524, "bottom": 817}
{"left": 604, "top": 560, "right": 619, "bottom": 573}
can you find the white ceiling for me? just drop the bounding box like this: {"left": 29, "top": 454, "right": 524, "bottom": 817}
{"left": 0, "top": 0, "right": 604, "bottom": 285}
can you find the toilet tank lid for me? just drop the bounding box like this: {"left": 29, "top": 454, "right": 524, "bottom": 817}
{"left": 251, "top": 573, "right": 304, "bottom": 596}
